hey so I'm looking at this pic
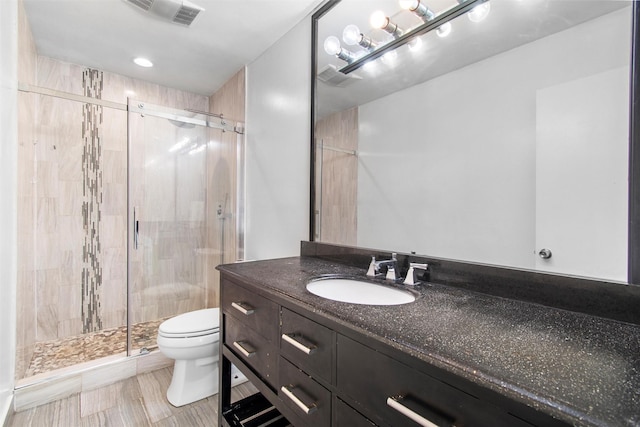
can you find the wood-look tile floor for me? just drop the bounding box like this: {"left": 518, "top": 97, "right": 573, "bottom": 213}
{"left": 10, "top": 367, "right": 259, "bottom": 427}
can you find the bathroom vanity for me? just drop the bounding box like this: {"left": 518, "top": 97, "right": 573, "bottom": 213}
{"left": 217, "top": 243, "right": 640, "bottom": 427}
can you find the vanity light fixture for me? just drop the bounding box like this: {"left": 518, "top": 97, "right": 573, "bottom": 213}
{"left": 324, "top": 36, "right": 358, "bottom": 63}
{"left": 343, "top": 24, "right": 378, "bottom": 51}
{"left": 399, "top": 0, "right": 435, "bottom": 21}
{"left": 133, "top": 57, "right": 153, "bottom": 68}
{"left": 370, "top": 11, "right": 404, "bottom": 38}
{"left": 337, "top": 0, "right": 488, "bottom": 74}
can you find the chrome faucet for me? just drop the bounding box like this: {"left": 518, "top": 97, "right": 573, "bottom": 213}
{"left": 403, "top": 262, "right": 429, "bottom": 286}
{"left": 366, "top": 253, "right": 400, "bottom": 281}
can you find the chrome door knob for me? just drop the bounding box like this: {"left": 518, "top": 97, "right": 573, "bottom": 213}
{"left": 538, "top": 248, "right": 552, "bottom": 259}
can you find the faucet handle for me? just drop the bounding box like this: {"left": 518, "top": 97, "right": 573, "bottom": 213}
{"left": 386, "top": 265, "right": 398, "bottom": 281}
{"left": 403, "top": 262, "right": 428, "bottom": 286}
{"left": 366, "top": 256, "right": 379, "bottom": 277}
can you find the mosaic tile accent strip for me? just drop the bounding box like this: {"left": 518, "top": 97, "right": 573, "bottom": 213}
{"left": 82, "top": 69, "right": 104, "bottom": 333}
{"left": 24, "top": 319, "right": 167, "bottom": 378}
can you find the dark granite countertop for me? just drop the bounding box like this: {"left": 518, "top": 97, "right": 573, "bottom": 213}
{"left": 218, "top": 256, "right": 640, "bottom": 427}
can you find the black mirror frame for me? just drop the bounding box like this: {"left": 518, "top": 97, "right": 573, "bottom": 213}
{"left": 310, "top": 0, "right": 640, "bottom": 285}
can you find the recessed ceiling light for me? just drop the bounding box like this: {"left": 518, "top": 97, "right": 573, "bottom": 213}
{"left": 134, "top": 57, "right": 153, "bottom": 68}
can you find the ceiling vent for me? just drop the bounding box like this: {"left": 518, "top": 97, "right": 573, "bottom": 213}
{"left": 318, "top": 65, "right": 363, "bottom": 87}
{"left": 124, "top": 0, "right": 204, "bottom": 26}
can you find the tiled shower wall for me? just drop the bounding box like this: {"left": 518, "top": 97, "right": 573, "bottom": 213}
{"left": 314, "top": 107, "right": 358, "bottom": 246}
{"left": 16, "top": 0, "right": 213, "bottom": 380}
{"left": 16, "top": 0, "right": 37, "bottom": 382}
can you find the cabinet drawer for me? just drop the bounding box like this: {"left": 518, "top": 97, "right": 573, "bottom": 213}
{"left": 221, "top": 279, "right": 279, "bottom": 343}
{"left": 225, "top": 314, "right": 277, "bottom": 388}
{"left": 337, "top": 335, "right": 532, "bottom": 427}
{"left": 281, "top": 308, "right": 334, "bottom": 384}
{"left": 335, "top": 398, "right": 377, "bottom": 427}
{"left": 278, "top": 357, "right": 331, "bottom": 427}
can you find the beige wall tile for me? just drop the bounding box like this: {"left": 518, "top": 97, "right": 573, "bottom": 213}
{"left": 18, "top": 0, "right": 36, "bottom": 84}
{"left": 315, "top": 107, "right": 358, "bottom": 246}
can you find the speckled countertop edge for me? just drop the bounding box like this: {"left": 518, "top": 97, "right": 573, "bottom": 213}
{"left": 218, "top": 257, "right": 640, "bottom": 427}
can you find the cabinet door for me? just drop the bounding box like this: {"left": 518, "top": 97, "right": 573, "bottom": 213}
{"left": 225, "top": 314, "right": 277, "bottom": 388}
{"left": 337, "top": 335, "right": 532, "bottom": 427}
{"left": 335, "top": 398, "right": 377, "bottom": 427}
{"left": 279, "top": 357, "right": 331, "bottom": 427}
{"left": 221, "top": 279, "right": 279, "bottom": 342}
{"left": 281, "top": 308, "right": 334, "bottom": 384}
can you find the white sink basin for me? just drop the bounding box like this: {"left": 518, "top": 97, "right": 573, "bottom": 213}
{"left": 306, "top": 278, "right": 416, "bottom": 306}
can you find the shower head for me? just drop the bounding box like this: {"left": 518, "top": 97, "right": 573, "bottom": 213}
{"left": 124, "top": 0, "right": 205, "bottom": 26}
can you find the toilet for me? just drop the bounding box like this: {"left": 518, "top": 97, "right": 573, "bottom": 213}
{"left": 157, "top": 307, "right": 245, "bottom": 407}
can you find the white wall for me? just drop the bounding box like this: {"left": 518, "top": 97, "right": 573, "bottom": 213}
{"left": 0, "top": 0, "right": 18, "bottom": 421}
{"left": 357, "top": 8, "right": 630, "bottom": 275}
{"left": 245, "top": 18, "right": 311, "bottom": 260}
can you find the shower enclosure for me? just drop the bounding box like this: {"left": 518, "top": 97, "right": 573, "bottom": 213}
{"left": 15, "top": 85, "right": 244, "bottom": 383}
{"left": 127, "top": 100, "right": 244, "bottom": 355}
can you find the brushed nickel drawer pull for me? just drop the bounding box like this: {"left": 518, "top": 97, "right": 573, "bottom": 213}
{"left": 281, "top": 333, "right": 317, "bottom": 355}
{"left": 386, "top": 396, "right": 441, "bottom": 427}
{"left": 280, "top": 385, "right": 317, "bottom": 415}
{"left": 232, "top": 341, "right": 255, "bottom": 358}
{"left": 231, "top": 302, "right": 255, "bottom": 315}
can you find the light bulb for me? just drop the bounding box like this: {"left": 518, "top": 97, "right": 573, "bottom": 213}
{"left": 363, "top": 60, "right": 377, "bottom": 73}
{"left": 408, "top": 37, "right": 422, "bottom": 52}
{"left": 468, "top": 2, "right": 490, "bottom": 22}
{"left": 436, "top": 22, "right": 452, "bottom": 38}
{"left": 323, "top": 36, "right": 341, "bottom": 56}
{"left": 381, "top": 50, "right": 398, "bottom": 63}
{"left": 401, "top": 0, "right": 434, "bottom": 21}
{"left": 370, "top": 11, "right": 388, "bottom": 29}
{"left": 342, "top": 24, "right": 361, "bottom": 46}
{"left": 399, "top": 0, "right": 419, "bottom": 10}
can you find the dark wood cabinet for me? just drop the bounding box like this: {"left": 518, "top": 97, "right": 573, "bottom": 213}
{"left": 337, "top": 335, "right": 533, "bottom": 427}
{"left": 334, "top": 398, "right": 377, "bottom": 427}
{"left": 219, "top": 275, "right": 568, "bottom": 427}
{"left": 279, "top": 356, "right": 332, "bottom": 427}
{"left": 281, "top": 308, "right": 334, "bottom": 384}
{"left": 220, "top": 277, "right": 279, "bottom": 342}
{"left": 224, "top": 314, "right": 277, "bottom": 388}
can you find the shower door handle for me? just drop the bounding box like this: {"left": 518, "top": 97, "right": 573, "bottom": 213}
{"left": 133, "top": 208, "right": 140, "bottom": 250}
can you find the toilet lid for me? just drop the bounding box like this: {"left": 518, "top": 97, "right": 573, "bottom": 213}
{"left": 159, "top": 308, "right": 220, "bottom": 336}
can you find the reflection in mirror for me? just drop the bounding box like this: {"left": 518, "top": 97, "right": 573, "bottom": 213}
{"left": 313, "top": 0, "right": 633, "bottom": 282}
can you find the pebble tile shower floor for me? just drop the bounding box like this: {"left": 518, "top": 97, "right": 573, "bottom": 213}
{"left": 24, "top": 318, "right": 168, "bottom": 377}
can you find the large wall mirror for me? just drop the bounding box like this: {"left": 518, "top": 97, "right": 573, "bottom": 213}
{"left": 311, "top": 0, "right": 640, "bottom": 283}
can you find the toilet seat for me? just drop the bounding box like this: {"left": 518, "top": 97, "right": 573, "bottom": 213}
{"left": 158, "top": 308, "right": 220, "bottom": 338}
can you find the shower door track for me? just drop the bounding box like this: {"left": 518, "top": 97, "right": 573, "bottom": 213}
{"left": 18, "top": 82, "right": 128, "bottom": 111}
{"left": 18, "top": 84, "right": 244, "bottom": 135}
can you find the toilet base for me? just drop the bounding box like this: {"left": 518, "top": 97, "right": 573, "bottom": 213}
{"left": 166, "top": 356, "right": 218, "bottom": 407}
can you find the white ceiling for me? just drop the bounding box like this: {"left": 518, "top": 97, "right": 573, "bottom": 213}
{"left": 23, "top": 0, "right": 324, "bottom": 96}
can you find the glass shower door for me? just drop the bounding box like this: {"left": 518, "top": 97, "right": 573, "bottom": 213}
{"left": 127, "top": 101, "right": 212, "bottom": 354}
